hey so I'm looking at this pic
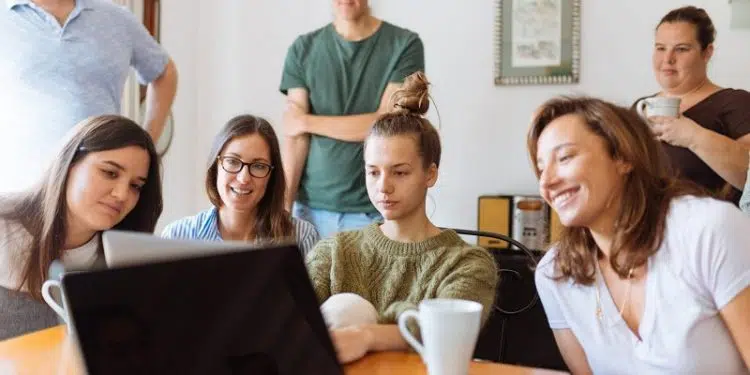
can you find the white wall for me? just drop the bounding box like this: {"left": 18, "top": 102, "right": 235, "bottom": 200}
{"left": 157, "top": 0, "right": 750, "bottom": 233}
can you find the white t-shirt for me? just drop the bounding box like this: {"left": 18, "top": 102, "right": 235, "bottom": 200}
{"left": 0, "top": 217, "right": 99, "bottom": 291}
{"left": 536, "top": 196, "right": 750, "bottom": 374}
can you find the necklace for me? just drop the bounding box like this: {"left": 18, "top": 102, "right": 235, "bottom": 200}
{"left": 595, "top": 266, "right": 634, "bottom": 321}
{"left": 665, "top": 78, "right": 708, "bottom": 100}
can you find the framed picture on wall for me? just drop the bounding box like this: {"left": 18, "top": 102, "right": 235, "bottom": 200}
{"left": 494, "top": 0, "right": 581, "bottom": 85}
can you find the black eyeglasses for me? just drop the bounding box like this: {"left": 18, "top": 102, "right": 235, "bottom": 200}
{"left": 217, "top": 156, "right": 274, "bottom": 178}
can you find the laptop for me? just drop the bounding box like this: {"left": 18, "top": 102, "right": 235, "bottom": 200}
{"left": 60, "top": 243, "right": 343, "bottom": 375}
{"left": 102, "top": 230, "right": 264, "bottom": 268}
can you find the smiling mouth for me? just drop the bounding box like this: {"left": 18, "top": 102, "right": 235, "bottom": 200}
{"left": 230, "top": 187, "right": 252, "bottom": 195}
{"left": 551, "top": 187, "right": 579, "bottom": 209}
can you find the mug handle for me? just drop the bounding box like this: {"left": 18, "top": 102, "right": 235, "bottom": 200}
{"left": 635, "top": 99, "right": 648, "bottom": 120}
{"left": 41, "top": 280, "right": 67, "bottom": 323}
{"left": 397, "top": 310, "right": 424, "bottom": 357}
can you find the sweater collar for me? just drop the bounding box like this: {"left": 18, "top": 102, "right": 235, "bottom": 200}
{"left": 363, "top": 223, "right": 464, "bottom": 256}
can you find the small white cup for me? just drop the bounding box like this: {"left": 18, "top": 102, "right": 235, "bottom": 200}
{"left": 635, "top": 96, "right": 681, "bottom": 119}
{"left": 41, "top": 279, "right": 70, "bottom": 330}
{"left": 397, "top": 299, "right": 483, "bottom": 375}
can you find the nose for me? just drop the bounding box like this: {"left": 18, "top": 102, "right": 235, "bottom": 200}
{"left": 111, "top": 180, "right": 130, "bottom": 201}
{"left": 665, "top": 50, "right": 676, "bottom": 65}
{"left": 236, "top": 165, "right": 253, "bottom": 183}
{"left": 377, "top": 174, "right": 394, "bottom": 195}
{"left": 539, "top": 165, "right": 560, "bottom": 191}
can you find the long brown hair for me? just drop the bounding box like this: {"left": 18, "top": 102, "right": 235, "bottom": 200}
{"left": 205, "top": 115, "right": 294, "bottom": 240}
{"left": 1, "top": 115, "right": 163, "bottom": 300}
{"left": 527, "top": 97, "right": 707, "bottom": 284}
{"left": 365, "top": 71, "right": 441, "bottom": 170}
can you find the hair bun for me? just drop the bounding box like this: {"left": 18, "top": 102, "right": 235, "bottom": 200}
{"left": 390, "top": 71, "right": 430, "bottom": 116}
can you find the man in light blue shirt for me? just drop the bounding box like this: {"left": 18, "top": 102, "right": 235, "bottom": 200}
{"left": 0, "top": 0, "right": 178, "bottom": 193}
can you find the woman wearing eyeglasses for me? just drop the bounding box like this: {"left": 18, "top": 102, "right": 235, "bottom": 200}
{"left": 162, "top": 115, "right": 319, "bottom": 255}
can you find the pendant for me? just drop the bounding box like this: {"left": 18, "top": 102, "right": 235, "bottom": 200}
{"left": 596, "top": 306, "right": 603, "bottom": 321}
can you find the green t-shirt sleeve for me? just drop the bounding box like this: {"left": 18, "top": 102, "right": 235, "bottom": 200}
{"left": 279, "top": 37, "right": 307, "bottom": 95}
{"left": 388, "top": 35, "right": 425, "bottom": 83}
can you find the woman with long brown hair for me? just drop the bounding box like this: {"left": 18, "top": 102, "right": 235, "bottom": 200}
{"left": 530, "top": 97, "right": 750, "bottom": 374}
{"left": 161, "top": 115, "right": 319, "bottom": 255}
{"left": 0, "top": 115, "right": 163, "bottom": 340}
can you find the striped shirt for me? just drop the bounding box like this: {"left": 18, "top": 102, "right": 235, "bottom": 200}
{"left": 161, "top": 207, "right": 320, "bottom": 257}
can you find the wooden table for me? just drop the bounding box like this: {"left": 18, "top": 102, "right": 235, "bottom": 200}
{"left": 0, "top": 326, "right": 567, "bottom": 375}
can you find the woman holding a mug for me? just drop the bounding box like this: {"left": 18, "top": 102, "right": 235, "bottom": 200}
{"left": 634, "top": 6, "right": 750, "bottom": 203}
{"left": 305, "top": 72, "right": 498, "bottom": 364}
{"left": 0, "top": 115, "right": 163, "bottom": 340}
{"left": 531, "top": 96, "right": 750, "bottom": 374}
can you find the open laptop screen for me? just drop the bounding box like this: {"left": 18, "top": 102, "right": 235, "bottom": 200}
{"left": 62, "top": 245, "right": 341, "bottom": 375}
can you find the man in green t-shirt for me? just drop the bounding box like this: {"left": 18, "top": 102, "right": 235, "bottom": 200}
{"left": 279, "top": 0, "right": 424, "bottom": 238}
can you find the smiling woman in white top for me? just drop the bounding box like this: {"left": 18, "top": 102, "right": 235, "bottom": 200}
{"left": 0, "top": 115, "right": 163, "bottom": 340}
{"left": 528, "top": 96, "right": 750, "bottom": 374}
{"left": 162, "top": 115, "right": 319, "bottom": 255}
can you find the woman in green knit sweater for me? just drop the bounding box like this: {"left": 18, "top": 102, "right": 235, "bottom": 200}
{"left": 305, "top": 71, "right": 499, "bottom": 364}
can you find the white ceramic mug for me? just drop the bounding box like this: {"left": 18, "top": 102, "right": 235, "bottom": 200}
{"left": 41, "top": 279, "right": 70, "bottom": 329}
{"left": 397, "top": 299, "right": 483, "bottom": 375}
{"left": 635, "top": 96, "right": 681, "bottom": 119}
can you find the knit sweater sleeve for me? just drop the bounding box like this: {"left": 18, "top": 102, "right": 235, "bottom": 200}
{"left": 304, "top": 237, "right": 335, "bottom": 305}
{"left": 435, "top": 247, "right": 499, "bottom": 326}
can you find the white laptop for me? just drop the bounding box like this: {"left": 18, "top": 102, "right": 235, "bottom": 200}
{"left": 102, "top": 230, "right": 277, "bottom": 268}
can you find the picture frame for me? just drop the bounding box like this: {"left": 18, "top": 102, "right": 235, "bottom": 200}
{"left": 494, "top": 0, "right": 581, "bottom": 85}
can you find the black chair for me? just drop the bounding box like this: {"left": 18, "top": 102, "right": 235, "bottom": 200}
{"left": 446, "top": 228, "right": 568, "bottom": 372}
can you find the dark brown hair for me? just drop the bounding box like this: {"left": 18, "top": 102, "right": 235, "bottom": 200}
{"left": 658, "top": 6, "right": 716, "bottom": 50}
{"left": 205, "top": 115, "right": 294, "bottom": 240}
{"left": 1, "top": 115, "right": 163, "bottom": 300}
{"left": 365, "top": 71, "right": 441, "bottom": 169}
{"left": 527, "top": 97, "right": 707, "bottom": 284}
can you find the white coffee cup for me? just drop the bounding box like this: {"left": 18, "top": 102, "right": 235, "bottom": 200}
{"left": 635, "top": 96, "right": 681, "bottom": 119}
{"left": 41, "top": 279, "right": 70, "bottom": 330}
{"left": 397, "top": 299, "right": 483, "bottom": 375}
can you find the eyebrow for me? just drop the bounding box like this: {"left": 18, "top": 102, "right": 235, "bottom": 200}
{"left": 103, "top": 160, "right": 147, "bottom": 183}
{"left": 366, "top": 163, "right": 412, "bottom": 168}
{"left": 654, "top": 42, "right": 693, "bottom": 47}
{"left": 224, "top": 153, "right": 270, "bottom": 163}
{"left": 536, "top": 142, "right": 576, "bottom": 164}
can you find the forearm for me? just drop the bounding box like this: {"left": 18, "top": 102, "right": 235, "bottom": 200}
{"left": 305, "top": 112, "right": 380, "bottom": 142}
{"left": 689, "top": 128, "right": 750, "bottom": 189}
{"left": 282, "top": 135, "right": 310, "bottom": 210}
{"left": 361, "top": 324, "right": 410, "bottom": 352}
{"left": 143, "top": 60, "right": 178, "bottom": 142}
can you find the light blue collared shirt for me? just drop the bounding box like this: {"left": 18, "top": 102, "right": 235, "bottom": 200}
{"left": 0, "top": 0, "right": 169, "bottom": 192}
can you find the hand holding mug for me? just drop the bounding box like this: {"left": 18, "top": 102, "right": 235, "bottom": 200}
{"left": 649, "top": 115, "right": 703, "bottom": 149}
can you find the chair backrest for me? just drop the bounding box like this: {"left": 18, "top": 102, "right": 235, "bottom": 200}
{"left": 446, "top": 228, "right": 568, "bottom": 371}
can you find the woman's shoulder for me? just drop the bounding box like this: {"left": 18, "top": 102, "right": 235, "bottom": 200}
{"left": 661, "top": 195, "right": 750, "bottom": 256}
{"left": 161, "top": 208, "right": 218, "bottom": 239}
{"left": 0, "top": 218, "right": 32, "bottom": 290}
{"left": 291, "top": 216, "right": 317, "bottom": 236}
{"left": 0, "top": 217, "right": 31, "bottom": 252}
{"left": 714, "top": 88, "right": 750, "bottom": 102}
{"left": 666, "top": 195, "right": 740, "bottom": 225}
